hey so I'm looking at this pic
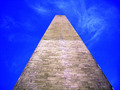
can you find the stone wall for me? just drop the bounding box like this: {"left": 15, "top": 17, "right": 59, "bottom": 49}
{"left": 13, "top": 15, "right": 112, "bottom": 90}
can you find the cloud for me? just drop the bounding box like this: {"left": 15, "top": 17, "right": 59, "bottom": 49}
{"left": 82, "top": 13, "right": 106, "bottom": 43}
{"left": 25, "top": 0, "right": 49, "bottom": 15}
{"left": 32, "top": 5, "right": 48, "bottom": 14}
{"left": 71, "top": 1, "right": 118, "bottom": 47}
{"left": 26, "top": 0, "right": 73, "bottom": 15}
{"left": 51, "top": 1, "right": 69, "bottom": 9}
{"left": 0, "top": 16, "right": 15, "bottom": 30}
{"left": 25, "top": 0, "right": 119, "bottom": 47}
{"left": 73, "top": 6, "right": 105, "bottom": 43}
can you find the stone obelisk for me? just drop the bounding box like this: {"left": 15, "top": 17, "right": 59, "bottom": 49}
{"left": 14, "top": 15, "right": 113, "bottom": 90}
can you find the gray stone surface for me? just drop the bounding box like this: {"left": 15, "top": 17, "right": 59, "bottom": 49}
{"left": 13, "top": 15, "right": 113, "bottom": 90}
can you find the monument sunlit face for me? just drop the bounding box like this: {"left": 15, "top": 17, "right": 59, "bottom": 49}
{"left": 14, "top": 15, "right": 113, "bottom": 90}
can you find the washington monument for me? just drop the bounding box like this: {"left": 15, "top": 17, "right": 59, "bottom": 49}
{"left": 14, "top": 15, "right": 112, "bottom": 90}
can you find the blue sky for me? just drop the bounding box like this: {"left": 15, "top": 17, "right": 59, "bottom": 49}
{"left": 0, "top": 0, "right": 120, "bottom": 89}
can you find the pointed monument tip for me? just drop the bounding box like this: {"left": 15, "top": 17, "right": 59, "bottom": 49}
{"left": 54, "top": 15, "right": 67, "bottom": 19}
{"left": 55, "top": 15, "right": 66, "bottom": 17}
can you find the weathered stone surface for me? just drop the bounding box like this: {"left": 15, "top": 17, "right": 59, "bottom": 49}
{"left": 13, "top": 15, "right": 113, "bottom": 90}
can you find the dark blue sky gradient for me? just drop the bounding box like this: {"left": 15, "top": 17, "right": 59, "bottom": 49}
{"left": 0, "top": 0, "right": 120, "bottom": 89}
